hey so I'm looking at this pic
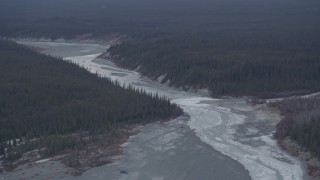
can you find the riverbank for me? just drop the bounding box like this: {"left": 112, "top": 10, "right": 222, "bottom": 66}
{"left": 0, "top": 40, "right": 307, "bottom": 180}
{"left": 0, "top": 121, "right": 181, "bottom": 179}
{"left": 269, "top": 96, "right": 320, "bottom": 179}
{"left": 0, "top": 39, "right": 182, "bottom": 177}
{"left": 0, "top": 127, "right": 139, "bottom": 178}
{"left": 279, "top": 138, "right": 320, "bottom": 179}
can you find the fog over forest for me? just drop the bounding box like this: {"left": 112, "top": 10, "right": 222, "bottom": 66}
{"left": 0, "top": 0, "right": 320, "bottom": 179}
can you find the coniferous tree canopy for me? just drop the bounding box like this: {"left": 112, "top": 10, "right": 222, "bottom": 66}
{"left": 108, "top": 36, "right": 320, "bottom": 97}
{"left": 271, "top": 97, "right": 320, "bottom": 157}
{"left": 1, "top": 0, "right": 320, "bottom": 97}
{"left": 0, "top": 39, "right": 181, "bottom": 156}
{"left": 1, "top": 0, "right": 320, "bottom": 161}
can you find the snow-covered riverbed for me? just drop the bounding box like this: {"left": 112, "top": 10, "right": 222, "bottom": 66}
{"left": 11, "top": 41, "right": 305, "bottom": 180}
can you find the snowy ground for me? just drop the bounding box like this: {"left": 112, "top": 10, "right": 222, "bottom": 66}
{"left": 5, "top": 41, "right": 306, "bottom": 180}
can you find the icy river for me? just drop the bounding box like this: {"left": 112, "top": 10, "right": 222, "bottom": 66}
{"left": 12, "top": 41, "right": 306, "bottom": 180}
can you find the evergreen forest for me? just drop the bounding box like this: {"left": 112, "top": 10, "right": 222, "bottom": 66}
{"left": 271, "top": 97, "right": 320, "bottom": 157}
{"left": 1, "top": 0, "right": 319, "bottom": 97}
{"left": 0, "top": 39, "right": 181, "bottom": 159}
{"left": 1, "top": 0, "right": 320, "bottom": 169}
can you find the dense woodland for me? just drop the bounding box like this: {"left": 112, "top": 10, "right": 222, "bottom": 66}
{"left": 1, "top": 0, "right": 320, "bottom": 165}
{"left": 1, "top": 0, "right": 320, "bottom": 97}
{"left": 271, "top": 97, "right": 320, "bottom": 157}
{"left": 108, "top": 37, "right": 320, "bottom": 97}
{"left": 0, "top": 39, "right": 181, "bottom": 159}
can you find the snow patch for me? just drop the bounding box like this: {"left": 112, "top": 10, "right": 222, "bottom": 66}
{"left": 156, "top": 74, "right": 167, "bottom": 83}
{"left": 36, "top": 158, "right": 51, "bottom": 164}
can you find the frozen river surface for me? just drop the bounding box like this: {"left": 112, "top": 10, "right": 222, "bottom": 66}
{"left": 13, "top": 41, "right": 305, "bottom": 180}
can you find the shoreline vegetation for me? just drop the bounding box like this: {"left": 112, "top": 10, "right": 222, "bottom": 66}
{"left": 268, "top": 96, "right": 320, "bottom": 178}
{"left": 1, "top": 0, "right": 319, "bottom": 98}
{"left": 0, "top": 39, "right": 183, "bottom": 174}
{"left": 2, "top": 0, "right": 319, "bottom": 98}
{"left": 104, "top": 49, "right": 320, "bottom": 99}
{"left": 1, "top": 39, "right": 319, "bottom": 179}
{"left": 102, "top": 43, "right": 320, "bottom": 179}
{"left": 1, "top": 0, "right": 320, "bottom": 178}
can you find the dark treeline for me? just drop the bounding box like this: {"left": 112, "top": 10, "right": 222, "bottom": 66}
{"left": 104, "top": 0, "right": 320, "bottom": 97}
{"left": 0, "top": 0, "right": 320, "bottom": 169}
{"left": 1, "top": 0, "right": 320, "bottom": 97}
{"left": 270, "top": 97, "right": 320, "bottom": 157}
{"left": 0, "top": 39, "right": 181, "bottom": 158}
{"left": 108, "top": 36, "right": 320, "bottom": 97}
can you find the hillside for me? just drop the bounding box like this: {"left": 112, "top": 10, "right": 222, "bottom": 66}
{"left": 1, "top": 0, "right": 320, "bottom": 178}
{"left": 108, "top": 37, "right": 320, "bottom": 97}
{"left": 1, "top": 0, "right": 319, "bottom": 97}
{"left": 0, "top": 39, "right": 181, "bottom": 168}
